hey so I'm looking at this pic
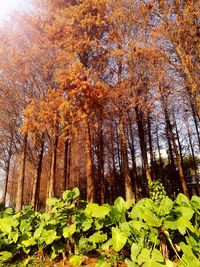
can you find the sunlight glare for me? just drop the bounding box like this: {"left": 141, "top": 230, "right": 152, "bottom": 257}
{"left": 0, "top": 0, "right": 27, "bottom": 21}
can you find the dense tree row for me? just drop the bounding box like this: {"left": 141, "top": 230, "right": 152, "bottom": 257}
{"left": 0, "top": 0, "right": 199, "bottom": 210}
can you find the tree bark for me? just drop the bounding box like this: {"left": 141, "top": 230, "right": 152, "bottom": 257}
{"left": 127, "top": 116, "right": 140, "bottom": 202}
{"left": 173, "top": 114, "right": 184, "bottom": 171}
{"left": 135, "top": 107, "right": 152, "bottom": 184}
{"left": 63, "top": 136, "right": 70, "bottom": 191}
{"left": 31, "top": 139, "right": 44, "bottom": 210}
{"left": 164, "top": 109, "right": 189, "bottom": 197}
{"left": 191, "top": 103, "right": 200, "bottom": 150}
{"left": 147, "top": 115, "right": 156, "bottom": 180}
{"left": 47, "top": 132, "right": 58, "bottom": 200}
{"left": 16, "top": 133, "right": 28, "bottom": 212}
{"left": 97, "top": 118, "right": 105, "bottom": 205}
{"left": 85, "top": 120, "right": 95, "bottom": 203}
{"left": 119, "top": 119, "right": 133, "bottom": 200}
{"left": 155, "top": 122, "right": 164, "bottom": 184}
{"left": 1, "top": 142, "right": 12, "bottom": 206}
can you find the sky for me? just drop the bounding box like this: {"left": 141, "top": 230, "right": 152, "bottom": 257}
{"left": 0, "top": 0, "right": 29, "bottom": 21}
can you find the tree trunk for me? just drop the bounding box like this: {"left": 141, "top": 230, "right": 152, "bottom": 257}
{"left": 16, "top": 133, "right": 28, "bottom": 212}
{"left": 173, "top": 114, "right": 184, "bottom": 170}
{"left": 127, "top": 116, "right": 140, "bottom": 202}
{"left": 163, "top": 104, "right": 180, "bottom": 196}
{"left": 165, "top": 109, "right": 189, "bottom": 197}
{"left": 147, "top": 115, "right": 156, "bottom": 180}
{"left": 186, "top": 123, "right": 200, "bottom": 196}
{"left": 1, "top": 143, "right": 12, "bottom": 206}
{"left": 155, "top": 122, "right": 164, "bottom": 184}
{"left": 135, "top": 107, "right": 152, "bottom": 184}
{"left": 119, "top": 119, "right": 133, "bottom": 200}
{"left": 48, "top": 133, "right": 58, "bottom": 200}
{"left": 191, "top": 103, "right": 200, "bottom": 150}
{"left": 85, "top": 120, "right": 95, "bottom": 203}
{"left": 31, "top": 139, "right": 44, "bottom": 210}
{"left": 110, "top": 123, "right": 119, "bottom": 199}
{"left": 63, "top": 136, "right": 70, "bottom": 191}
{"left": 97, "top": 119, "right": 105, "bottom": 205}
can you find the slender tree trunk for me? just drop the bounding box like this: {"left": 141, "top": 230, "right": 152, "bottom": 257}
{"left": 115, "top": 120, "right": 122, "bottom": 173}
{"left": 155, "top": 122, "right": 164, "bottom": 184}
{"left": 63, "top": 135, "right": 70, "bottom": 191}
{"left": 85, "top": 120, "right": 95, "bottom": 203}
{"left": 31, "top": 140, "right": 44, "bottom": 210}
{"left": 165, "top": 110, "right": 189, "bottom": 197}
{"left": 127, "top": 116, "right": 140, "bottom": 202}
{"left": 186, "top": 123, "right": 200, "bottom": 195}
{"left": 16, "top": 133, "right": 28, "bottom": 212}
{"left": 191, "top": 103, "right": 200, "bottom": 150}
{"left": 119, "top": 119, "right": 133, "bottom": 200}
{"left": 48, "top": 132, "right": 58, "bottom": 200}
{"left": 147, "top": 115, "right": 156, "bottom": 180}
{"left": 163, "top": 104, "right": 179, "bottom": 195}
{"left": 135, "top": 107, "right": 152, "bottom": 184}
{"left": 110, "top": 124, "right": 118, "bottom": 199}
{"left": 115, "top": 120, "right": 124, "bottom": 197}
{"left": 1, "top": 143, "right": 12, "bottom": 206}
{"left": 173, "top": 114, "right": 184, "bottom": 170}
{"left": 97, "top": 119, "right": 105, "bottom": 205}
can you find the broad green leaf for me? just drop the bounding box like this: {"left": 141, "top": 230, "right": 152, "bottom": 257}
{"left": 82, "top": 218, "right": 93, "bottom": 231}
{"left": 101, "top": 239, "right": 112, "bottom": 250}
{"left": 72, "top": 187, "right": 80, "bottom": 199}
{"left": 69, "top": 255, "right": 83, "bottom": 266}
{"left": 156, "top": 197, "right": 173, "bottom": 216}
{"left": 127, "top": 260, "right": 137, "bottom": 267}
{"left": 176, "top": 193, "right": 190, "bottom": 206}
{"left": 176, "top": 207, "right": 194, "bottom": 220}
{"left": 62, "top": 190, "right": 71, "bottom": 201}
{"left": 151, "top": 249, "right": 164, "bottom": 262}
{"left": 96, "top": 258, "right": 112, "bottom": 267}
{"left": 112, "top": 227, "right": 127, "bottom": 252}
{"left": 143, "top": 211, "right": 161, "bottom": 227}
{"left": 165, "top": 259, "right": 175, "bottom": 267}
{"left": 131, "top": 243, "right": 141, "bottom": 262}
{"left": 114, "top": 197, "right": 125, "bottom": 212}
{"left": 4, "top": 208, "right": 13, "bottom": 215}
{"left": 131, "top": 198, "right": 154, "bottom": 220}
{"left": 120, "top": 222, "right": 131, "bottom": 236}
{"left": 124, "top": 199, "right": 134, "bottom": 210}
{"left": 176, "top": 217, "right": 187, "bottom": 235}
{"left": 40, "top": 230, "right": 60, "bottom": 246}
{"left": 63, "top": 224, "right": 76, "bottom": 238}
{"left": 143, "top": 261, "right": 164, "bottom": 267}
{"left": 138, "top": 248, "right": 150, "bottom": 264}
{"left": 0, "top": 217, "right": 18, "bottom": 233}
{"left": 8, "top": 231, "right": 19, "bottom": 243}
{"left": 0, "top": 251, "right": 12, "bottom": 262}
{"left": 34, "top": 223, "right": 44, "bottom": 239}
{"left": 190, "top": 196, "right": 200, "bottom": 210}
{"left": 46, "top": 197, "right": 59, "bottom": 206}
{"left": 163, "top": 219, "right": 177, "bottom": 230}
{"left": 89, "top": 231, "right": 107, "bottom": 243}
{"left": 176, "top": 217, "right": 194, "bottom": 235}
{"left": 22, "top": 237, "right": 36, "bottom": 247}
{"left": 20, "top": 219, "right": 32, "bottom": 233}
{"left": 129, "top": 220, "right": 148, "bottom": 232}
{"left": 85, "top": 203, "right": 110, "bottom": 218}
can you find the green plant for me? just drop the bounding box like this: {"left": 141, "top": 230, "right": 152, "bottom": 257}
{"left": 0, "top": 188, "right": 199, "bottom": 267}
